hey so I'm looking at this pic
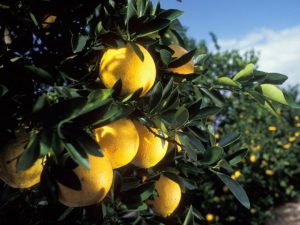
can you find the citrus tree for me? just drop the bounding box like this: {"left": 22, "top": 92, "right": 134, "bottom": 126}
{"left": 0, "top": 1, "right": 297, "bottom": 225}
{"left": 196, "top": 86, "right": 300, "bottom": 225}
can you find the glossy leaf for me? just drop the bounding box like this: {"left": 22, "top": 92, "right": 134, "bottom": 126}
{"left": 219, "top": 132, "right": 240, "bottom": 147}
{"left": 25, "top": 65, "right": 53, "bottom": 82}
{"left": 261, "top": 72, "right": 288, "bottom": 85}
{"left": 192, "top": 106, "right": 222, "bottom": 121}
{"left": 173, "top": 106, "right": 189, "bottom": 128}
{"left": 148, "top": 82, "right": 163, "bottom": 111}
{"left": 199, "top": 146, "right": 223, "bottom": 165}
{"left": 0, "top": 84, "right": 8, "bottom": 96}
{"left": 168, "top": 49, "right": 196, "bottom": 68}
{"left": 71, "top": 34, "right": 89, "bottom": 53}
{"left": 216, "top": 77, "right": 241, "bottom": 88}
{"left": 259, "top": 84, "right": 288, "bottom": 105}
{"left": 232, "top": 63, "right": 254, "bottom": 81}
{"left": 63, "top": 141, "right": 90, "bottom": 170}
{"left": 16, "top": 132, "right": 40, "bottom": 172}
{"left": 160, "top": 49, "right": 172, "bottom": 66}
{"left": 137, "top": 18, "right": 170, "bottom": 37}
{"left": 126, "top": 0, "right": 137, "bottom": 25}
{"left": 214, "top": 171, "right": 250, "bottom": 209}
{"left": 226, "top": 148, "right": 248, "bottom": 165}
{"left": 130, "top": 42, "right": 144, "bottom": 61}
{"left": 158, "top": 9, "right": 183, "bottom": 21}
{"left": 183, "top": 205, "right": 194, "bottom": 225}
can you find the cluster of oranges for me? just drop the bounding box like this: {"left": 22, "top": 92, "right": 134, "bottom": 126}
{"left": 0, "top": 43, "right": 194, "bottom": 217}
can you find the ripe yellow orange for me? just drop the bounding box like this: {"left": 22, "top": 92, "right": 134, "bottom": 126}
{"left": 175, "top": 134, "right": 182, "bottom": 152}
{"left": 168, "top": 44, "right": 195, "bottom": 75}
{"left": 265, "top": 169, "right": 274, "bottom": 176}
{"left": 283, "top": 143, "right": 291, "bottom": 150}
{"left": 289, "top": 136, "right": 296, "bottom": 142}
{"left": 268, "top": 126, "right": 277, "bottom": 132}
{"left": 94, "top": 118, "right": 139, "bottom": 169}
{"left": 206, "top": 213, "right": 215, "bottom": 222}
{"left": 167, "top": 134, "right": 182, "bottom": 152}
{"left": 252, "top": 145, "right": 262, "bottom": 152}
{"left": 0, "top": 130, "right": 44, "bottom": 188}
{"left": 99, "top": 43, "right": 156, "bottom": 96}
{"left": 42, "top": 15, "right": 57, "bottom": 28}
{"left": 231, "top": 170, "right": 242, "bottom": 180}
{"left": 57, "top": 154, "right": 113, "bottom": 207}
{"left": 249, "top": 154, "right": 257, "bottom": 163}
{"left": 152, "top": 175, "right": 181, "bottom": 217}
{"left": 131, "top": 122, "right": 168, "bottom": 168}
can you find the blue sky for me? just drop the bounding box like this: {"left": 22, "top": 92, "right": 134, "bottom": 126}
{"left": 160, "top": 0, "right": 300, "bottom": 41}
{"left": 159, "top": 0, "right": 300, "bottom": 87}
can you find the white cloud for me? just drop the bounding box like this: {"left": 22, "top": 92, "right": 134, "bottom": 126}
{"left": 217, "top": 25, "right": 300, "bottom": 88}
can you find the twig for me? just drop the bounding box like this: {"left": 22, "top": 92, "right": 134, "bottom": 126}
{"left": 145, "top": 125, "right": 185, "bottom": 149}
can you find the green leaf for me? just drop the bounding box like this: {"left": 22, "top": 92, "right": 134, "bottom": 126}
{"left": 162, "top": 77, "right": 174, "bottom": 99}
{"left": 173, "top": 106, "right": 189, "bottom": 128}
{"left": 33, "top": 94, "right": 50, "bottom": 114}
{"left": 140, "top": 182, "right": 156, "bottom": 201}
{"left": 71, "top": 92, "right": 113, "bottom": 126}
{"left": 214, "top": 171, "right": 250, "bottom": 209}
{"left": 219, "top": 132, "right": 240, "bottom": 147}
{"left": 217, "top": 159, "right": 234, "bottom": 173}
{"left": 122, "top": 88, "right": 143, "bottom": 102}
{"left": 75, "top": 130, "right": 103, "bottom": 157}
{"left": 200, "top": 88, "right": 224, "bottom": 107}
{"left": 183, "top": 205, "right": 194, "bottom": 225}
{"left": 160, "top": 49, "right": 172, "bottom": 66}
{"left": 137, "top": 18, "right": 171, "bottom": 37}
{"left": 39, "top": 130, "right": 52, "bottom": 156}
{"left": 63, "top": 141, "right": 90, "bottom": 170}
{"left": 71, "top": 34, "right": 89, "bottom": 53}
{"left": 259, "top": 84, "right": 288, "bottom": 105}
{"left": 58, "top": 208, "right": 74, "bottom": 221}
{"left": 51, "top": 131, "right": 64, "bottom": 157}
{"left": 25, "top": 65, "right": 53, "bottom": 82}
{"left": 92, "top": 103, "right": 134, "bottom": 128}
{"left": 161, "top": 88, "right": 179, "bottom": 111}
{"left": 216, "top": 77, "right": 241, "bottom": 88}
{"left": 158, "top": 9, "right": 183, "bottom": 21}
{"left": 16, "top": 132, "right": 40, "bottom": 172}
{"left": 112, "top": 79, "right": 122, "bottom": 98}
{"left": 185, "top": 130, "right": 206, "bottom": 153}
{"left": 194, "top": 54, "right": 209, "bottom": 66}
{"left": 168, "top": 49, "right": 196, "bottom": 69}
{"left": 0, "top": 84, "right": 8, "bottom": 97}
{"left": 130, "top": 42, "right": 144, "bottom": 61}
{"left": 284, "top": 93, "right": 300, "bottom": 109}
{"left": 261, "top": 72, "right": 288, "bottom": 85}
{"left": 170, "top": 29, "right": 186, "bottom": 47}
{"left": 226, "top": 148, "right": 248, "bottom": 165}
{"left": 199, "top": 146, "right": 223, "bottom": 165}
{"left": 49, "top": 97, "right": 87, "bottom": 124}
{"left": 29, "top": 12, "right": 38, "bottom": 26}
{"left": 192, "top": 106, "right": 222, "bottom": 120}
{"left": 147, "top": 82, "right": 163, "bottom": 111}
{"left": 121, "top": 177, "right": 140, "bottom": 192}
{"left": 96, "top": 21, "right": 103, "bottom": 34}
{"left": 136, "top": 0, "right": 146, "bottom": 17}
{"left": 187, "top": 99, "right": 202, "bottom": 118}
{"left": 232, "top": 63, "right": 254, "bottom": 81}
{"left": 125, "top": 0, "right": 137, "bottom": 25}
{"left": 88, "top": 89, "right": 114, "bottom": 103}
